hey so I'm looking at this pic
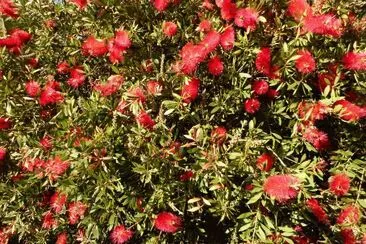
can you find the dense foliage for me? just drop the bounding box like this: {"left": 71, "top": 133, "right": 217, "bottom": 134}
{"left": 0, "top": 0, "right": 366, "bottom": 243}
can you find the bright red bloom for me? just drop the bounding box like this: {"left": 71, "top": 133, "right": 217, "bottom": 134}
{"left": 0, "top": 28, "right": 31, "bottom": 54}
{"left": 208, "top": 56, "right": 224, "bottom": 76}
{"left": 108, "top": 40, "right": 125, "bottom": 64}
{"left": 211, "top": 126, "right": 227, "bottom": 145}
{"left": 21, "top": 158, "right": 45, "bottom": 172}
{"left": 0, "top": 0, "right": 18, "bottom": 18}
{"left": 340, "top": 228, "right": 356, "bottom": 244}
{"left": 255, "top": 47, "right": 271, "bottom": 76}
{"left": 180, "top": 170, "right": 194, "bottom": 182}
{"left": 342, "top": 51, "right": 366, "bottom": 71}
{"left": 298, "top": 101, "right": 328, "bottom": 123}
{"left": 163, "top": 21, "right": 178, "bottom": 37}
{"left": 197, "top": 19, "right": 212, "bottom": 33}
{"left": 70, "top": 0, "right": 88, "bottom": 9}
{"left": 67, "top": 66, "right": 86, "bottom": 88}
{"left": 129, "top": 87, "right": 146, "bottom": 103}
{"left": 266, "top": 88, "right": 279, "bottom": 99}
{"left": 252, "top": 80, "right": 269, "bottom": 95}
{"left": 287, "top": 0, "right": 312, "bottom": 22}
{"left": 146, "top": 80, "right": 162, "bottom": 95}
{"left": 202, "top": 0, "right": 214, "bottom": 10}
{"left": 40, "top": 135, "right": 53, "bottom": 150}
{"left": 256, "top": 153, "right": 275, "bottom": 172}
{"left": 337, "top": 205, "right": 360, "bottom": 225}
{"left": 94, "top": 75, "right": 124, "bottom": 97}
{"left": 244, "top": 98, "right": 260, "bottom": 114}
{"left": 153, "top": 0, "right": 169, "bottom": 12}
{"left": 39, "top": 86, "right": 64, "bottom": 106}
{"left": 220, "top": 26, "right": 235, "bottom": 50}
{"left": 333, "top": 99, "right": 366, "bottom": 122}
{"left": 136, "top": 111, "right": 155, "bottom": 130}
{"left": 56, "top": 232, "right": 67, "bottom": 244}
{"left": 329, "top": 173, "right": 351, "bottom": 197}
{"left": 42, "top": 211, "right": 58, "bottom": 229}
{"left": 303, "top": 14, "right": 343, "bottom": 38}
{"left": 114, "top": 30, "right": 131, "bottom": 50}
{"left": 50, "top": 192, "right": 67, "bottom": 213}
{"left": 110, "top": 225, "right": 133, "bottom": 244}
{"left": 220, "top": 0, "right": 237, "bottom": 21}
{"left": 57, "top": 61, "right": 70, "bottom": 74}
{"left": 295, "top": 50, "right": 316, "bottom": 74}
{"left": 302, "top": 126, "right": 330, "bottom": 151}
{"left": 44, "top": 156, "right": 70, "bottom": 180}
{"left": 0, "top": 147, "right": 6, "bottom": 161}
{"left": 154, "top": 212, "right": 182, "bottom": 233}
{"left": 179, "top": 43, "right": 206, "bottom": 74}
{"left": 0, "top": 117, "right": 11, "bottom": 130}
{"left": 306, "top": 198, "right": 329, "bottom": 224}
{"left": 0, "top": 228, "right": 11, "bottom": 244}
{"left": 116, "top": 99, "right": 128, "bottom": 113}
{"left": 25, "top": 80, "right": 41, "bottom": 97}
{"left": 200, "top": 31, "right": 221, "bottom": 56}
{"left": 45, "top": 80, "right": 61, "bottom": 90}
{"left": 234, "top": 8, "right": 259, "bottom": 31}
{"left": 68, "top": 201, "right": 87, "bottom": 225}
{"left": 81, "top": 36, "right": 108, "bottom": 57}
{"left": 27, "top": 58, "right": 39, "bottom": 68}
{"left": 263, "top": 174, "right": 300, "bottom": 202}
{"left": 181, "top": 78, "right": 200, "bottom": 103}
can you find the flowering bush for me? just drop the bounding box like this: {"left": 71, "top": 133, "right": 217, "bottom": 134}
{"left": 0, "top": 0, "right": 366, "bottom": 243}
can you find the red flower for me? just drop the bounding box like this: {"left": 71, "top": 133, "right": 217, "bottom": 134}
{"left": 252, "top": 80, "right": 269, "bottom": 95}
{"left": 50, "top": 192, "right": 67, "bottom": 213}
{"left": 45, "top": 19, "right": 56, "bottom": 29}
{"left": 154, "top": 212, "right": 182, "bottom": 233}
{"left": 263, "top": 174, "right": 300, "bottom": 202}
{"left": 44, "top": 156, "right": 70, "bottom": 181}
{"left": 25, "top": 80, "right": 41, "bottom": 97}
{"left": 68, "top": 201, "right": 87, "bottom": 225}
{"left": 298, "top": 101, "right": 328, "bottom": 123}
{"left": 287, "top": 0, "right": 312, "bottom": 22}
{"left": 146, "top": 80, "right": 162, "bottom": 95}
{"left": 70, "top": 0, "right": 88, "bottom": 9}
{"left": 337, "top": 205, "right": 360, "bottom": 225}
{"left": 202, "top": 0, "right": 214, "bottom": 10}
{"left": 256, "top": 153, "right": 275, "bottom": 172}
{"left": 114, "top": 30, "right": 131, "bottom": 50}
{"left": 153, "top": 0, "right": 169, "bottom": 12}
{"left": 179, "top": 43, "right": 206, "bottom": 74}
{"left": 306, "top": 198, "right": 329, "bottom": 224}
{"left": 110, "top": 225, "right": 133, "bottom": 244}
{"left": 0, "top": 0, "right": 18, "bottom": 18}
{"left": 42, "top": 211, "right": 58, "bottom": 229}
{"left": 56, "top": 232, "right": 67, "bottom": 244}
{"left": 0, "top": 28, "right": 31, "bottom": 54}
{"left": 197, "top": 19, "right": 212, "bottom": 33}
{"left": 302, "top": 126, "right": 330, "bottom": 151}
{"left": 128, "top": 87, "right": 146, "bottom": 103}
{"left": 303, "top": 14, "right": 343, "bottom": 38}
{"left": 340, "top": 228, "right": 356, "bottom": 244}
{"left": 116, "top": 99, "right": 128, "bottom": 113}
{"left": 200, "top": 31, "right": 221, "bottom": 56}
{"left": 27, "top": 58, "right": 39, "bottom": 68}
{"left": 234, "top": 8, "right": 259, "bottom": 31}
{"left": 181, "top": 78, "right": 200, "bottom": 103}
{"left": 0, "top": 147, "right": 6, "bottom": 161}
{"left": 39, "top": 86, "right": 64, "bottom": 106}
{"left": 67, "top": 66, "right": 86, "bottom": 88}
{"left": 94, "top": 75, "right": 124, "bottom": 97}
{"left": 57, "top": 61, "right": 70, "bottom": 74}
{"left": 22, "top": 158, "right": 45, "bottom": 172}
{"left": 179, "top": 170, "right": 194, "bottom": 182}
{"left": 244, "top": 98, "right": 260, "bottom": 114}
{"left": 220, "top": 0, "right": 237, "bottom": 21}
{"left": 255, "top": 47, "right": 271, "bottom": 76}
{"left": 211, "top": 126, "right": 227, "bottom": 145}
{"left": 295, "top": 50, "right": 316, "bottom": 74}
{"left": 0, "top": 117, "right": 11, "bottom": 130}
{"left": 81, "top": 36, "right": 108, "bottom": 57}
{"left": 136, "top": 111, "right": 155, "bottom": 130}
{"left": 342, "top": 51, "right": 366, "bottom": 71}
{"left": 142, "top": 59, "right": 154, "bottom": 73}
{"left": 266, "top": 88, "right": 279, "bottom": 99}
{"left": 163, "top": 21, "right": 178, "bottom": 37}
{"left": 40, "top": 135, "right": 53, "bottom": 150}
{"left": 333, "top": 99, "right": 366, "bottom": 122}
{"left": 329, "top": 173, "right": 351, "bottom": 197}
{"left": 108, "top": 40, "right": 125, "bottom": 64}
{"left": 220, "top": 26, "right": 235, "bottom": 50}
{"left": 208, "top": 56, "right": 224, "bottom": 76}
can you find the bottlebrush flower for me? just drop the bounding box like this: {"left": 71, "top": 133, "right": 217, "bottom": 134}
{"left": 252, "top": 80, "right": 269, "bottom": 95}
{"left": 263, "top": 174, "right": 300, "bottom": 202}
{"left": 337, "top": 205, "right": 360, "bottom": 225}
{"left": 21, "top": 158, "right": 45, "bottom": 172}
{"left": 116, "top": 99, "right": 128, "bottom": 113}
{"left": 295, "top": 50, "right": 316, "bottom": 74}
{"left": 39, "top": 86, "right": 64, "bottom": 106}
{"left": 211, "top": 126, "right": 227, "bottom": 145}
{"left": 303, "top": 14, "right": 343, "bottom": 38}
{"left": 255, "top": 47, "right": 271, "bottom": 76}
{"left": 25, "top": 80, "right": 41, "bottom": 97}
{"left": 200, "top": 31, "right": 221, "bottom": 55}
{"left": 208, "top": 56, "right": 224, "bottom": 76}
{"left": 298, "top": 101, "right": 328, "bottom": 123}
{"left": 128, "top": 87, "right": 146, "bottom": 103}
{"left": 202, "top": 0, "right": 214, "bottom": 10}
{"left": 256, "top": 153, "right": 275, "bottom": 172}
{"left": 234, "top": 8, "right": 259, "bottom": 31}
{"left": 0, "top": 117, "right": 11, "bottom": 130}
{"left": 340, "top": 228, "right": 356, "bottom": 244}
{"left": 68, "top": 201, "right": 87, "bottom": 225}
{"left": 45, "top": 19, "right": 56, "bottom": 29}
{"left": 302, "top": 126, "right": 330, "bottom": 151}
{"left": 179, "top": 43, "right": 206, "bottom": 74}
{"left": 333, "top": 99, "right": 366, "bottom": 122}
{"left": 56, "top": 232, "right": 67, "bottom": 244}
{"left": 142, "top": 59, "right": 154, "bottom": 73}
{"left": 0, "top": 147, "right": 6, "bottom": 161}
{"left": 44, "top": 156, "right": 70, "bottom": 181}
{"left": 0, "top": 0, "right": 18, "bottom": 18}
{"left": 244, "top": 98, "right": 260, "bottom": 114}
{"left": 50, "top": 192, "right": 67, "bottom": 213}
{"left": 108, "top": 40, "right": 125, "bottom": 64}
{"left": 306, "top": 198, "right": 329, "bottom": 224}
{"left": 136, "top": 111, "right": 155, "bottom": 130}
{"left": 328, "top": 173, "right": 350, "bottom": 197}
{"left": 110, "top": 225, "right": 133, "bottom": 244}
{"left": 70, "top": 0, "right": 88, "bottom": 9}
{"left": 40, "top": 135, "right": 53, "bottom": 150}
{"left": 220, "top": 0, "right": 237, "bottom": 21}
{"left": 153, "top": 0, "right": 170, "bottom": 12}
{"left": 27, "top": 58, "right": 39, "bottom": 68}
{"left": 154, "top": 212, "right": 182, "bottom": 233}
{"left": 67, "top": 66, "right": 86, "bottom": 88}
{"left": 180, "top": 170, "right": 194, "bottom": 181}
{"left": 266, "top": 88, "right": 279, "bottom": 99}
{"left": 287, "top": 0, "right": 312, "bottom": 22}
{"left": 42, "top": 211, "right": 58, "bottom": 229}
{"left": 94, "top": 75, "right": 124, "bottom": 97}
{"left": 342, "top": 51, "right": 366, "bottom": 71}
{"left": 181, "top": 78, "right": 200, "bottom": 103}
{"left": 146, "top": 80, "right": 162, "bottom": 95}
{"left": 197, "top": 19, "right": 212, "bottom": 33}
{"left": 114, "top": 30, "right": 131, "bottom": 50}
{"left": 163, "top": 21, "right": 178, "bottom": 37}
{"left": 81, "top": 36, "right": 108, "bottom": 57}
{"left": 57, "top": 61, "right": 70, "bottom": 74}
{"left": 220, "top": 26, "right": 235, "bottom": 50}
{"left": 0, "top": 28, "right": 31, "bottom": 54}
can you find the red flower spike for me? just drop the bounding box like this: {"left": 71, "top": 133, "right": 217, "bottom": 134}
{"left": 306, "top": 198, "right": 330, "bottom": 224}
{"left": 163, "top": 21, "right": 178, "bottom": 37}
{"left": 146, "top": 80, "right": 162, "bottom": 95}
{"left": 129, "top": 87, "right": 146, "bottom": 103}
{"left": 295, "top": 50, "right": 316, "bottom": 74}
{"left": 234, "top": 8, "right": 259, "bottom": 31}
{"left": 208, "top": 56, "right": 224, "bottom": 76}
{"left": 302, "top": 126, "right": 330, "bottom": 151}
{"left": 25, "top": 80, "right": 41, "bottom": 97}
{"left": 329, "top": 173, "right": 351, "bottom": 197}
{"left": 44, "top": 156, "right": 70, "bottom": 181}
{"left": 287, "top": 0, "right": 312, "bottom": 22}
{"left": 154, "top": 212, "right": 182, "bottom": 233}
{"left": 244, "top": 98, "right": 260, "bottom": 114}
{"left": 256, "top": 153, "right": 275, "bottom": 172}
{"left": 0, "top": 147, "right": 6, "bottom": 161}
{"left": 263, "top": 174, "right": 300, "bottom": 202}
{"left": 94, "top": 75, "right": 124, "bottom": 97}
{"left": 181, "top": 78, "right": 200, "bottom": 103}
{"left": 153, "top": 0, "right": 170, "bottom": 12}
{"left": 40, "top": 135, "right": 53, "bottom": 151}
{"left": 42, "top": 211, "right": 58, "bottom": 229}
{"left": 114, "top": 30, "right": 131, "bottom": 50}
{"left": 303, "top": 13, "right": 343, "bottom": 38}
{"left": 110, "top": 225, "right": 133, "bottom": 244}
{"left": 252, "top": 80, "right": 269, "bottom": 95}
{"left": 70, "top": 0, "right": 88, "bottom": 9}
{"left": 220, "top": 26, "right": 235, "bottom": 50}
{"left": 67, "top": 66, "right": 86, "bottom": 88}
{"left": 81, "top": 36, "right": 108, "bottom": 57}
{"left": 211, "top": 126, "right": 227, "bottom": 145}
{"left": 333, "top": 99, "right": 366, "bottom": 122}
{"left": 136, "top": 111, "right": 155, "bottom": 130}
{"left": 50, "top": 192, "right": 67, "bottom": 213}
{"left": 341, "top": 228, "right": 356, "bottom": 244}
{"left": 220, "top": 0, "right": 237, "bottom": 21}
{"left": 337, "top": 205, "right": 360, "bottom": 225}
{"left": 0, "top": 0, "right": 18, "bottom": 18}
{"left": 68, "top": 201, "right": 87, "bottom": 225}
{"left": 197, "top": 19, "right": 212, "bottom": 33}
{"left": 56, "top": 232, "right": 67, "bottom": 244}
{"left": 342, "top": 51, "right": 366, "bottom": 71}
{"left": 180, "top": 170, "right": 194, "bottom": 182}
{"left": 39, "top": 86, "right": 64, "bottom": 106}
{"left": 57, "top": 61, "right": 70, "bottom": 74}
{"left": 255, "top": 47, "right": 271, "bottom": 76}
{"left": 0, "top": 117, "right": 11, "bottom": 130}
